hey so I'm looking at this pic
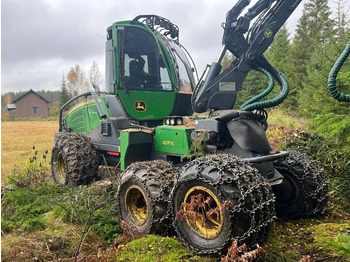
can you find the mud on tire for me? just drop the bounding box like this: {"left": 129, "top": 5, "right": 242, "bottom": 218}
{"left": 51, "top": 132, "right": 98, "bottom": 186}
{"left": 117, "top": 160, "right": 179, "bottom": 235}
{"left": 273, "top": 151, "right": 329, "bottom": 218}
{"left": 171, "top": 154, "right": 276, "bottom": 254}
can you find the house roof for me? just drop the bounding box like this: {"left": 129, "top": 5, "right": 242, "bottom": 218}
{"left": 12, "top": 89, "right": 50, "bottom": 104}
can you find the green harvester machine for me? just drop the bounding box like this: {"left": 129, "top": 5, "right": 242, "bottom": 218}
{"left": 51, "top": 0, "right": 349, "bottom": 254}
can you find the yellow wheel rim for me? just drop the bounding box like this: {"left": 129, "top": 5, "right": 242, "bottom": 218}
{"left": 125, "top": 185, "right": 148, "bottom": 226}
{"left": 57, "top": 152, "right": 66, "bottom": 181}
{"left": 184, "top": 186, "right": 223, "bottom": 239}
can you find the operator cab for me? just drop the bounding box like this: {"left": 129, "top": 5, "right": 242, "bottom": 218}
{"left": 106, "top": 15, "right": 197, "bottom": 121}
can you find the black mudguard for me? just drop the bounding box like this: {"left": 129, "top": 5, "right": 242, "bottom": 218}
{"left": 226, "top": 118, "right": 271, "bottom": 154}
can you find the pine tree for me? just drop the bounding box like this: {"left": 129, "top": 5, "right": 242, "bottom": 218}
{"left": 298, "top": 40, "right": 350, "bottom": 117}
{"left": 60, "top": 74, "right": 70, "bottom": 107}
{"left": 236, "top": 70, "right": 269, "bottom": 109}
{"left": 291, "top": 0, "right": 336, "bottom": 97}
{"left": 267, "top": 25, "right": 291, "bottom": 71}
{"left": 265, "top": 25, "right": 298, "bottom": 109}
{"left": 294, "top": 0, "right": 335, "bottom": 54}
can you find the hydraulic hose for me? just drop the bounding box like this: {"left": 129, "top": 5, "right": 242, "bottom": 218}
{"left": 241, "top": 70, "right": 289, "bottom": 111}
{"left": 327, "top": 41, "right": 350, "bottom": 102}
{"left": 240, "top": 67, "right": 275, "bottom": 110}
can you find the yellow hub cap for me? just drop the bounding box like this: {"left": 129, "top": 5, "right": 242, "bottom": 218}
{"left": 184, "top": 186, "right": 223, "bottom": 239}
{"left": 57, "top": 152, "right": 66, "bottom": 181}
{"left": 125, "top": 186, "right": 148, "bottom": 225}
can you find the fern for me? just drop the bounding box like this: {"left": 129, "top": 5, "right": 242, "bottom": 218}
{"left": 319, "top": 233, "right": 350, "bottom": 258}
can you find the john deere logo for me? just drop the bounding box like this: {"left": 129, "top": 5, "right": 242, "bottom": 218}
{"left": 264, "top": 29, "right": 273, "bottom": 38}
{"left": 135, "top": 101, "right": 146, "bottom": 112}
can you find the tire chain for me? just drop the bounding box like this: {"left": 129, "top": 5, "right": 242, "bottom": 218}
{"left": 275, "top": 151, "right": 329, "bottom": 217}
{"left": 117, "top": 160, "right": 179, "bottom": 235}
{"left": 54, "top": 132, "right": 98, "bottom": 186}
{"left": 171, "top": 154, "right": 276, "bottom": 254}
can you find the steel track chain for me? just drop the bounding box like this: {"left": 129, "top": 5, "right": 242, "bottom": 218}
{"left": 171, "top": 154, "right": 276, "bottom": 255}
{"left": 54, "top": 132, "right": 98, "bottom": 185}
{"left": 275, "top": 151, "right": 329, "bottom": 216}
{"left": 117, "top": 160, "right": 178, "bottom": 235}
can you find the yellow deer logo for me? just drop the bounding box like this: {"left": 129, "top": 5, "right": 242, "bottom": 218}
{"left": 134, "top": 101, "right": 147, "bottom": 112}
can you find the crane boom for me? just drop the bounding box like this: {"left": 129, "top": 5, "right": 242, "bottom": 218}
{"left": 192, "top": 0, "right": 302, "bottom": 113}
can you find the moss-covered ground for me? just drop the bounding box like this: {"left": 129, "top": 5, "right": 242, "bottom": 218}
{"left": 115, "top": 235, "right": 213, "bottom": 262}
{"left": 2, "top": 114, "right": 350, "bottom": 261}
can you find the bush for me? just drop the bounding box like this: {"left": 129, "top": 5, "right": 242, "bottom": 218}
{"left": 51, "top": 184, "right": 122, "bottom": 244}
{"left": 312, "top": 113, "right": 350, "bottom": 145}
{"left": 2, "top": 148, "right": 122, "bottom": 244}
{"left": 1, "top": 184, "right": 66, "bottom": 232}
{"left": 279, "top": 129, "right": 350, "bottom": 201}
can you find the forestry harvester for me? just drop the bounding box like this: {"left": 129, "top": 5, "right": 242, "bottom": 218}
{"left": 51, "top": 0, "right": 337, "bottom": 253}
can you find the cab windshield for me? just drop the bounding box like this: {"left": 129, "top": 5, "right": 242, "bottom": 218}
{"left": 121, "top": 26, "right": 172, "bottom": 91}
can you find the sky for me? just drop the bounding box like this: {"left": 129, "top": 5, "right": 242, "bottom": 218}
{"left": 0, "top": 0, "right": 321, "bottom": 94}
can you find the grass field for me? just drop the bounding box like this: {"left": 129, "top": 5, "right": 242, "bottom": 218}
{"left": 1, "top": 121, "right": 58, "bottom": 179}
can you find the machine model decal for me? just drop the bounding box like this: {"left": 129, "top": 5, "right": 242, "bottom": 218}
{"left": 162, "top": 140, "right": 175, "bottom": 146}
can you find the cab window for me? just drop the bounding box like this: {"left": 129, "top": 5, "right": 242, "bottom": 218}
{"left": 169, "top": 42, "right": 195, "bottom": 93}
{"left": 121, "top": 26, "right": 172, "bottom": 91}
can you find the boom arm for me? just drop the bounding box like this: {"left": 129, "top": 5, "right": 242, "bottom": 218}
{"left": 192, "top": 0, "right": 302, "bottom": 113}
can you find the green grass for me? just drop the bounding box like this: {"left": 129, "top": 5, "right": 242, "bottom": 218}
{"left": 268, "top": 108, "right": 305, "bottom": 130}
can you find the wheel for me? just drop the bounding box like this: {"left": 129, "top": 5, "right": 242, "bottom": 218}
{"left": 117, "top": 160, "right": 178, "bottom": 235}
{"left": 273, "top": 151, "right": 329, "bottom": 218}
{"left": 171, "top": 154, "right": 276, "bottom": 254}
{"left": 51, "top": 132, "right": 98, "bottom": 186}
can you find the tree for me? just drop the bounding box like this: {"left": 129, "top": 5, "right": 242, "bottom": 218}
{"left": 89, "top": 61, "right": 102, "bottom": 88}
{"left": 291, "top": 0, "right": 336, "bottom": 95}
{"left": 49, "top": 101, "right": 60, "bottom": 117}
{"left": 266, "top": 26, "right": 291, "bottom": 71}
{"left": 298, "top": 40, "right": 350, "bottom": 117}
{"left": 236, "top": 70, "right": 270, "bottom": 109}
{"left": 5, "top": 93, "right": 12, "bottom": 105}
{"left": 67, "top": 65, "right": 89, "bottom": 96}
{"left": 334, "top": 0, "right": 350, "bottom": 45}
{"left": 60, "top": 74, "right": 70, "bottom": 107}
{"left": 265, "top": 25, "right": 298, "bottom": 109}
{"left": 294, "top": 0, "right": 335, "bottom": 53}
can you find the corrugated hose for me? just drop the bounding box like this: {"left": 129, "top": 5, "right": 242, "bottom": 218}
{"left": 327, "top": 41, "right": 350, "bottom": 102}
{"left": 240, "top": 67, "right": 289, "bottom": 111}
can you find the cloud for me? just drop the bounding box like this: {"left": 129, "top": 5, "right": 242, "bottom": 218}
{"left": 1, "top": 0, "right": 306, "bottom": 94}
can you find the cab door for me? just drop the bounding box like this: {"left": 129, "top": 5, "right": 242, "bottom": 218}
{"left": 116, "top": 25, "right": 176, "bottom": 121}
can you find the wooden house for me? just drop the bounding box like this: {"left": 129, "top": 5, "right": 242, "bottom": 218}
{"left": 11, "top": 89, "right": 49, "bottom": 118}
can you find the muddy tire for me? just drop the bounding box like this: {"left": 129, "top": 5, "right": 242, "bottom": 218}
{"left": 171, "top": 154, "right": 276, "bottom": 254}
{"left": 273, "top": 151, "right": 328, "bottom": 218}
{"left": 117, "top": 160, "right": 178, "bottom": 235}
{"left": 51, "top": 132, "right": 98, "bottom": 186}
